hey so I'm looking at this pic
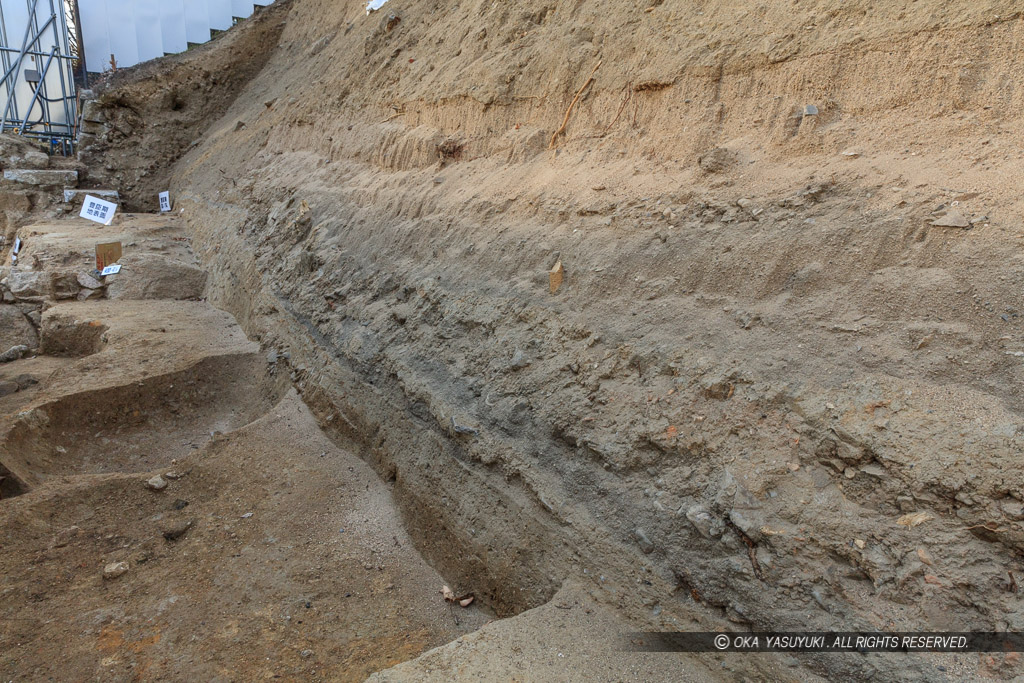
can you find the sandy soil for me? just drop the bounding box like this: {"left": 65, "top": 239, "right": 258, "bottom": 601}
{"left": 5, "top": 0, "right": 1024, "bottom": 680}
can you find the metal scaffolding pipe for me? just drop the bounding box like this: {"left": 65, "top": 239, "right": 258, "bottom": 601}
{"left": 0, "top": 0, "right": 77, "bottom": 153}
{"left": 17, "top": 43, "right": 55, "bottom": 133}
{"left": 0, "top": 0, "right": 41, "bottom": 131}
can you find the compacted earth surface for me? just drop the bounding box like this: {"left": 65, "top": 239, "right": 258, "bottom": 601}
{"left": 3, "top": 0, "right": 1024, "bottom": 680}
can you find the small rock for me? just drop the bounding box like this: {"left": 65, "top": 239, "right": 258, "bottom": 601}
{"left": 451, "top": 417, "right": 479, "bottom": 436}
{"left": 736, "top": 198, "right": 761, "bottom": 217}
{"left": 854, "top": 539, "right": 866, "bottom": 549}
{"left": 50, "top": 525, "right": 81, "bottom": 549}
{"left": 0, "top": 345, "right": 29, "bottom": 363}
{"left": 241, "top": 512, "right": 254, "bottom": 519}
{"left": 509, "top": 348, "right": 530, "bottom": 369}
{"left": 23, "top": 150, "right": 49, "bottom": 168}
{"left": 266, "top": 349, "right": 278, "bottom": 364}
{"left": 1001, "top": 499, "right": 1024, "bottom": 521}
{"left": 145, "top": 475, "right": 168, "bottom": 491}
{"left": 633, "top": 527, "right": 655, "bottom": 554}
{"left": 0, "top": 305, "right": 37, "bottom": 350}
{"left": 686, "top": 504, "right": 724, "bottom": 539}
{"left": 102, "top": 561, "right": 130, "bottom": 580}
{"left": 804, "top": 104, "right": 819, "bottom": 116}
{"left": 76, "top": 272, "right": 103, "bottom": 290}
{"left": 162, "top": 518, "right": 194, "bottom": 541}
{"left": 931, "top": 211, "right": 970, "bottom": 228}
{"left": 859, "top": 464, "right": 887, "bottom": 478}
{"left": 897, "top": 511, "right": 933, "bottom": 528}
{"left": 300, "top": 649, "right": 314, "bottom": 659}
{"left": 698, "top": 147, "right": 735, "bottom": 174}
{"left": 77, "top": 287, "right": 104, "bottom": 301}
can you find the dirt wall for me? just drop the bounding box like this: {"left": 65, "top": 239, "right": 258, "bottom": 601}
{"left": 86, "top": 1, "right": 1024, "bottom": 680}
{"left": 75, "top": 1, "right": 291, "bottom": 211}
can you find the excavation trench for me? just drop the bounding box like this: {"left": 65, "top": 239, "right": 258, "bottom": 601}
{"left": 0, "top": 354, "right": 285, "bottom": 489}
{"left": 179, "top": 195, "right": 572, "bottom": 620}
{"left": 32, "top": 0, "right": 1024, "bottom": 678}
{"left": 0, "top": 269, "right": 533, "bottom": 617}
{"left": 201, "top": 280, "right": 561, "bottom": 619}
{"left": 0, "top": 209, "right": 538, "bottom": 679}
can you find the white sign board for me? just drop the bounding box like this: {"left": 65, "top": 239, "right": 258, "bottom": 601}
{"left": 80, "top": 195, "right": 117, "bottom": 226}
{"left": 101, "top": 264, "right": 122, "bottom": 276}
{"left": 159, "top": 191, "right": 172, "bottom": 212}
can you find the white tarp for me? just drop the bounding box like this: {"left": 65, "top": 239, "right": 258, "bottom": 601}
{"left": 76, "top": 0, "right": 277, "bottom": 72}
{"left": 105, "top": 0, "right": 139, "bottom": 68}
{"left": 134, "top": 0, "right": 165, "bottom": 64}
{"left": 79, "top": 0, "right": 112, "bottom": 72}
{"left": 159, "top": 0, "right": 188, "bottom": 54}
{"left": 207, "top": 0, "right": 233, "bottom": 31}
{"left": 231, "top": 0, "right": 255, "bottom": 20}
{"left": 182, "top": 0, "right": 211, "bottom": 45}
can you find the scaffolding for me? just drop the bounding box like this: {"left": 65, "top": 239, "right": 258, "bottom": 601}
{"left": 0, "top": 0, "right": 79, "bottom": 155}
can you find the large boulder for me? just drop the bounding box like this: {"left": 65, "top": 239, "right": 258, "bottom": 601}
{"left": 2, "top": 169, "right": 77, "bottom": 187}
{"left": 106, "top": 255, "right": 207, "bottom": 300}
{"left": 0, "top": 304, "right": 37, "bottom": 350}
{"left": 5, "top": 269, "right": 50, "bottom": 302}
